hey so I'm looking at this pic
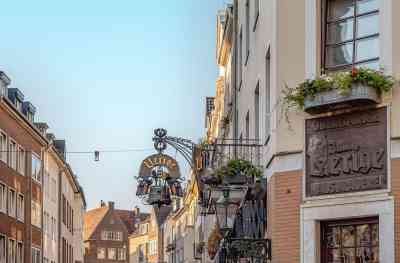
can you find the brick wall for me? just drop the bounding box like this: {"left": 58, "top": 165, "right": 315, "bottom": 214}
{"left": 267, "top": 170, "right": 302, "bottom": 263}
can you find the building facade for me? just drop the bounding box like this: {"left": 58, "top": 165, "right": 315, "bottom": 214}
{"left": 84, "top": 202, "right": 150, "bottom": 263}
{"left": 0, "top": 72, "right": 47, "bottom": 263}
{"left": 0, "top": 70, "right": 87, "bottom": 263}
{"left": 203, "top": 0, "right": 400, "bottom": 263}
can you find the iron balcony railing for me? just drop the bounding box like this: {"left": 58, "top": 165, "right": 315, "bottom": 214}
{"left": 202, "top": 138, "right": 262, "bottom": 170}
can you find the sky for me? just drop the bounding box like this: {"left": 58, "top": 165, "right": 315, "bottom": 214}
{"left": 0, "top": 0, "right": 228, "bottom": 210}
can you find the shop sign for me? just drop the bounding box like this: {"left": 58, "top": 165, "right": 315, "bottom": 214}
{"left": 305, "top": 107, "right": 387, "bottom": 197}
{"left": 138, "top": 153, "right": 181, "bottom": 179}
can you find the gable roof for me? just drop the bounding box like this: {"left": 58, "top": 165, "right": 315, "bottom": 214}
{"left": 83, "top": 206, "right": 109, "bottom": 241}
{"left": 115, "top": 209, "right": 150, "bottom": 235}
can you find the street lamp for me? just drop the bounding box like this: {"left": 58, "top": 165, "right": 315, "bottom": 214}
{"left": 214, "top": 187, "right": 245, "bottom": 236}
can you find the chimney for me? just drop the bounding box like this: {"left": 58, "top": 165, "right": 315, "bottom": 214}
{"left": 35, "top": 122, "right": 49, "bottom": 135}
{"left": 100, "top": 200, "right": 106, "bottom": 207}
{"left": 108, "top": 201, "right": 115, "bottom": 209}
{"left": 0, "top": 71, "right": 10, "bottom": 97}
{"left": 133, "top": 206, "right": 140, "bottom": 216}
{"left": 46, "top": 133, "right": 56, "bottom": 142}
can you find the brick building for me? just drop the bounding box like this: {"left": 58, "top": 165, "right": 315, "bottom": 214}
{"left": 0, "top": 71, "right": 47, "bottom": 263}
{"left": 84, "top": 202, "right": 149, "bottom": 263}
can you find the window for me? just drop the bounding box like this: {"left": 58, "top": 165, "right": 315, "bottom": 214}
{"left": 254, "top": 84, "right": 260, "bottom": 141}
{"left": 17, "top": 146, "right": 25, "bottom": 175}
{"left": 0, "top": 184, "right": 6, "bottom": 214}
{"left": 16, "top": 194, "right": 24, "bottom": 222}
{"left": 101, "top": 231, "right": 123, "bottom": 241}
{"left": 117, "top": 248, "right": 126, "bottom": 260}
{"left": 97, "top": 248, "right": 105, "bottom": 259}
{"left": 16, "top": 242, "right": 23, "bottom": 263}
{"left": 31, "top": 201, "right": 41, "bottom": 228}
{"left": 0, "top": 132, "right": 6, "bottom": 163}
{"left": 8, "top": 189, "right": 16, "bottom": 218}
{"left": 51, "top": 217, "right": 56, "bottom": 240}
{"left": 253, "top": 0, "right": 260, "bottom": 31}
{"left": 265, "top": 50, "right": 271, "bottom": 142}
{"left": 8, "top": 140, "right": 17, "bottom": 170}
{"left": 323, "top": 0, "right": 379, "bottom": 71}
{"left": 0, "top": 235, "right": 6, "bottom": 263}
{"left": 31, "top": 154, "right": 42, "bottom": 183}
{"left": 8, "top": 239, "right": 15, "bottom": 263}
{"left": 108, "top": 248, "right": 116, "bottom": 260}
{"left": 245, "top": 0, "right": 250, "bottom": 64}
{"left": 31, "top": 248, "right": 41, "bottom": 263}
{"left": 149, "top": 240, "right": 157, "bottom": 256}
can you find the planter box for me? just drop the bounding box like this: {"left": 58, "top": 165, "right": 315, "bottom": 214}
{"left": 222, "top": 173, "right": 249, "bottom": 185}
{"left": 304, "top": 84, "right": 380, "bottom": 114}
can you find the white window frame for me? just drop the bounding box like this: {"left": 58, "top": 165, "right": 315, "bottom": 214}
{"left": 31, "top": 247, "right": 41, "bottom": 263}
{"left": 0, "top": 234, "right": 6, "bottom": 263}
{"left": 16, "top": 242, "right": 23, "bottom": 263}
{"left": 8, "top": 139, "right": 17, "bottom": 171}
{"left": 107, "top": 248, "right": 116, "bottom": 260}
{"left": 31, "top": 201, "right": 41, "bottom": 228}
{"left": 97, "top": 247, "right": 105, "bottom": 259}
{"left": 31, "top": 153, "right": 42, "bottom": 184}
{"left": 117, "top": 248, "right": 126, "bottom": 260}
{"left": 0, "top": 183, "right": 6, "bottom": 214}
{"left": 8, "top": 238, "right": 16, "bottom": 263}
{"left": 17, "top": 146, "right": 25, "bottom": 176}
{"left": 0, "top": 131, "right": 7, "bottom": 164}
{"left": 16, "top": 193, "right": 24, "bottom": 222}
{"left": 8, "top": 188, "right": 16, "bottom": 218}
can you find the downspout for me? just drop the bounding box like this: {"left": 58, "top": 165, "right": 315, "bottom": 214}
{"left": 233, "top": 0, "right": 239, "bottom": 157}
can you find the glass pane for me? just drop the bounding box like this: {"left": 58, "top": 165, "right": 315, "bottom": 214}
{"left": 326, "top": 227, "right": 341, "bottom": 248}
{"left": 357, "top": 247, "right": 379, "bottom": 263}
{"left": 327, "top": 249, "right": 342, "bottom": 263}
{"left": 357, "top": 14, "right": 379, "bottom": 38}
{"left": 356, "top": 60, "right": 379, "bottom": 70}
{"left": 326, "top": 43, "right": 353, "bottom": 67}
{"left": 343, "top": 248, "right": 356, "bottom": 263}
{"left": 327, "top": 19, "right": 354, "bottom": 44}
{"left": 371, "top": 224, "right": 379, "bottom": 246}
{"left": 356, "top": 37, "right": 379, "bottom": 62}
{"left": 357, "top": 0, "right": 379, "bottom": 14}
{"left": 342, "top": 226, "right": 356, "bottom": 247}
{"left": 328, "top": 0, "right": 355, "bottom": 21}
{"left": 357, "top": 224, "right": 371, "bottom": 246}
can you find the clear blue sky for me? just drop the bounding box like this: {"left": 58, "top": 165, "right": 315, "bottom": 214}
{"left": 0, "top": 0, "right": 227, "bottom": 210}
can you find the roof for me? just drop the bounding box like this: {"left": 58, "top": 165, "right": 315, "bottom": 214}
{"left": 83, "top": 206, "right": 109, "bottom": 241}
{"left": 115, "top": 209, "right": 150, "bottom": 235}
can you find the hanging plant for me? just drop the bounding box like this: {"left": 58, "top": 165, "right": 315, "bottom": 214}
{"left": 207, "top": 225, "right": 222, "bottom": 259}
{"left": 214, "top": 159, "right": 262, "bottom": 181}
{"left": 283, "top": 68, "right": 395, "bottom": 110}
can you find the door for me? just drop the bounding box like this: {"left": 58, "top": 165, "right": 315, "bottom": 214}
{"left": 321, "top": 217, "right": 379, "bottom": 263}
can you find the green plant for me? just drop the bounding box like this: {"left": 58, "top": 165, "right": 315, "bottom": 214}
{"left": 283, "top": 68, "right": 395, "bottom": 110}
{"left": 214, "top": 159, "right": 262, "bottom": 181}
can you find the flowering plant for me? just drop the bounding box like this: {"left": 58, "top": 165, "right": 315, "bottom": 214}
{"left": 283, "top": 68, "right": 395, "bottom": 110}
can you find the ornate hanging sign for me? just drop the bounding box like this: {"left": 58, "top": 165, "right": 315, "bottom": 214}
{"left": 305, "top": 107, "right": 388, "bottom": 197}
{"left": 138, "top": 153, "right": 181, "bottom": 179}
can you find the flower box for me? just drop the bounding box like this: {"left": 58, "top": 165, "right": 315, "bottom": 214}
{"left": 304, "top": 83, "right": 381, "bottom": 114}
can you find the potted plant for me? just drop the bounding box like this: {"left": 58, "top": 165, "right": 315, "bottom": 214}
{"left": 207, "top": 225, "right": 222, "bottom": 259}
{"left": 215, "top": 159, "right": 262, "bottom": 185}
{"left": 283, "top": 68, "right": 395, "bottom": 114}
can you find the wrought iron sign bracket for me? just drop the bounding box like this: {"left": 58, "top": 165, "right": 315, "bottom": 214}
{"left": 153, "top": 128, "right": 197, "bottom": 168}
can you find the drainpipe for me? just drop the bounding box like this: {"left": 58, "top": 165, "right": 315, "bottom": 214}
{"left": 233, "top": 0, "right": 239, "bottom": 157}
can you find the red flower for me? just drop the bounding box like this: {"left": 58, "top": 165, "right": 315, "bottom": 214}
{"left": 351, "top": 67, "right": 358, "bottom": 77}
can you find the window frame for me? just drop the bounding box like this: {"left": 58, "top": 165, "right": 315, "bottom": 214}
{"left": 16, "top": 193, "right": 24, "bottom": 222}
{"left": 97, "top": 247, "right": 106, "bottom": 260}
{"left": 17, "top": 145, "right": 25, "bottom": 176}
{"left": 107, "top": 248, "right": 116, "bottom": 260}
{"left": 322, "top": 0, "right": 380, "bottom": 72}
{"left": 8, "top": 188, "right": 16, "bottom": 218}
{"left": 8, "top": 238, "right": 16, "bottom": 263}
{"left": 8, "top": 138, "right": 17, "bottom": 171}
{"left": 0, "top": 130, "right": 7, "bottom": 164}
{"left": 0, "top": 183, "right": 6, "bottom": 214}
{"left": 16, "top": 242, "right": 23, "bottom": 263}
{"left": 0, "top": 234, "right": 6, "bottom": 263}
{"left": 31, "top": 153, "right": 42, "bottom": 184}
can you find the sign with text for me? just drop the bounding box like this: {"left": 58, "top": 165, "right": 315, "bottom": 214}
{"left": 305, "top": 107, "right": 387, "bottom": 197}
{"left": 139, "top": 153, "right": 181, "bottom": 179}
